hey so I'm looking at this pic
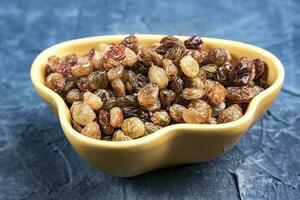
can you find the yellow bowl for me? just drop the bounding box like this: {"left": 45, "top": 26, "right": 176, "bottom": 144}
{"left": 31, "top": 35, "right": 284, "bottom": 177}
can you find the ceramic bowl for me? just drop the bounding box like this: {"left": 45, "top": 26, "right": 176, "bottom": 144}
{"left": 31, "top": 35, "right": 284, "bottom": 177}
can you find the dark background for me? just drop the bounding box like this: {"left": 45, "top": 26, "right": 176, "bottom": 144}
{"left": 0, "top": 0, "right": 299, "bottom": 199}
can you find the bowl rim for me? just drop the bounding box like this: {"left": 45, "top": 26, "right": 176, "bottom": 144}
{"left": 31, "top": 34, "right": 285, "bottom": 148}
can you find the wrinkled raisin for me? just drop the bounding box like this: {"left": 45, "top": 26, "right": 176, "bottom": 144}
{"left": 156, "top": 36, "right": 182, "bottom": 55}
{"left": 47, "top": 56, "right": 62, "bottom": 73}
{"left": 123, "top": 47, "right": 138, "bottom": 67}
{"left": 121, "top": 35, "right": 138, "bottom": 53}
{"left": 132, "top": 61, "right": 149, "bottom": 76}
{"left": 112, "top": 130, "right": 132, "bottom": 141}
{"left": 121, "top": 117, "right": 145, "bottom": 138}
{"left": 184, "top": 36, "right": 203, "bottom": 49}
{"left": 162, "top": 59, "right": 178, "bottom": 80}
{"left": 107, "top": 65, "right": 124, "bottom": 81}
{"left": 91, "top": 50, "right": 104, "bottom": 69}
{"left": 148, "top": 65, "right": 169, "bottom": 89}
{"left": 143, "top": 99, "right": 161, "bottom": 112}
{"left": 188, "top": 49, "right": 210, "bottom": 64}
{"left": 95, "top": 89, "right": 116, "bottom": 111}
{"left": 71, "top": 56, "right": 93, "bottom": 77}
{"left": 47, "top": 55, "right": 73, "bottom": 77}
{"left": 87, "top": 70, "right": 108, "bottom": 89}
{"left": 76, "top": 76, "right": 91, "bottom": 91}
{"left": 102, "top": 44, "right": 125, "bottom": 69}
{"left": 137, "top": 82, "right": 159, "bottom": 107}
{"left": 70, "top": 102, "right": 96, "bottom": 126}
{"left": 206, "top": 82, "right": 227, "bottom": 106}
{"left": 137, "top": 47, "right": 153, "bottom": 66}
{"left": 65, "top": 54, "right": 78, "bottom": 65}
{"left": 182, "top": 88, "right": 206, "bottom": 100}
{"left": 165, "top": 44, "right": 187, "bottom": 65}
{"left": 144, "top": 122, "right": 162, "bottom": 135}
{"left": 116, "top": 95, "right": 138, "bottom": 108}
{"left": 214, "top": 62, "right": 232, "bottom": 86}
{"left": 83, "top": 91, "right": 103, "bottom": 110}
{"left": 183, "top": 107, "right": 211, "bottom": 124}
{"left": 72, "top": 120, "right": 83, "bottom": 132}
{"left": 174, "top": 93, "right": 189, "bottom": 107}
{"left": 208, "top": 117, "right": 217, "bottom": 124}
{"left": 45, "top": 72, "right": 66, "bottom": 92}
{"left": 253, "top": 58, "right": 266, "bottom": 80}
{"left": 151, "top": 110, "right": 171, "bottom": 126}
{"left": 227, "top": 86, "right": 255, "bottom": 103}
{"left": 229, "top": 57, "right": 255, "bottom": 86}
{"left": 66, "top": 89, "right": 81, "bottom": 104}
{"left": 208, "top": 48, "right": 229, "bottom": 65}
{"left": 170, "top": 76, "right": 184, "bottom": 92}
{"left": 98, "top": 110, "right": 115, "bottom": 135}
{"left": 110, "top": 107, "right": 124, "bottom": 128}
{"left": 184, "top": 77, "right": 205, "bottom": 89}
{"left": 63, "top": 75, "right": 77, "bottom": 93}
{"left": 123, "top": 106, "right": 150, "bottom": 122}
{"left": 197, "top": 68, "right": 207, "bottom": 81}
{"left": 160, "top": 89, "right": 176, "bottom": 107}
{"left": 169, "top": 104, "right": 187, "bottom": 122}
{"left": 217, "top": 104, "right": 243, "bottom": 123}
{"left": 111, "top": 78, "right": 126, "bottom": 97}
{"left": 148, "top": 49, "right": 163, "bottom": 66}
{"left": 81, "top": 122, "right": 101, "bottom": 139}
{"left": 180, "top": 55, "right": 199, "bottom": 78}
{"left": 126, "top": 73, "right": 149, "bottom": 94}
{"left": 184, "top": 100, "right": 212, "bottom": 123}
{"left": 201, "top": 64, "right": 218, "bottom": 79}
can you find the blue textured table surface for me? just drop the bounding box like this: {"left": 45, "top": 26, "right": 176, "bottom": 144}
{"left": 0, "top": 0, "right": 299, "bottom": 199}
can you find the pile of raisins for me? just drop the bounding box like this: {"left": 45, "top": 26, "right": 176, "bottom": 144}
{"left": 45, "top": 35, "right": 268, "bottom": 141}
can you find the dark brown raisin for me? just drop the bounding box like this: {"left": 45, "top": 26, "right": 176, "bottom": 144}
{"left": 156, "top": 36, "right": 182, "bottom": 55}
{"left": 116, "top": 95, "right": 138, "bottom": 108}
{"left": 125, "top": 73, "right": 149, "bottom": 94}
{"left": 63, "top": 75, "right": 77, "bottom": 93}
{"left": 214, "top": 62, "right": 232, "bottom": 86}
{"left": 184, "top": 36, "right": 203, "bottom": 49}
{"left": 98, "top": 110, "right": 114, "bottom": 135}
{"left": 122, "top": 106, "right": 149, "bottom": 122}
{"left": 170, "top": 76, "right": 184, "bottom": 92}
{"left": 121, "top": 35, "right": 138, "bottom": 53}
{"left": 253, "top": 58, "right": 266, "bottom": 80}
{"left": 174, "top": 93, "right": 190, "bottom": 107}
{"left": 95, "top": 89, "right": 116, "bottom": 111}
{"left": 160, "top": 89, "right": 176, "bottom": 107}
{"left": 133, "top": 61, "right": 149, "bottom": 76}
{"left": 102, "top": 44, "right": 126, "bottom": 69}
{"left": 229, "top": 57, "right": 255, "bottom": 86}
{"left": 165, "top": 44, "right": 187, "bottom": 65}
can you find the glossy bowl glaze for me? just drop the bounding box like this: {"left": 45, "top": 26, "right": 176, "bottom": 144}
{"left": 31, "top": 35, "right": 284, "bottom": 177}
